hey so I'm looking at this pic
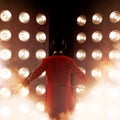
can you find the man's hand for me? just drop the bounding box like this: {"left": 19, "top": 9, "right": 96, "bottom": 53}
{"left": 12, "top": 84, "right": 24, "bottom": 94}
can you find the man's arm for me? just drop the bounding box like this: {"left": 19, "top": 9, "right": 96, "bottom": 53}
{"left": 71, "top": 59, "right": 87, "bottom": 85}
{"left": 22, "top": 59, "right": 48, "bottom": 87}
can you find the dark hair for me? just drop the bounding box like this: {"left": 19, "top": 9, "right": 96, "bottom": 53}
{"left": 50, "top": 39, "right": 67, "bottom": 51}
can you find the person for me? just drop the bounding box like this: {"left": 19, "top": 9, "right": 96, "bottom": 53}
{"left": 15, "top": 39, "right": 87, "bottom": 119}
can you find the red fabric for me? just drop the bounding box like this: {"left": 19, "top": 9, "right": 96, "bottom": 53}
{"left": 23, "top": 55, "right": 86, "bottom": 116}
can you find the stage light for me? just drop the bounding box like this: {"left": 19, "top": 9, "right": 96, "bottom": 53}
{"left": 18, "top": 67, "right": 30, "bottom": 78}
{"left": 35, "top": 49, "right": 46, "bottom": 60}
{"left": 76, "top": 49, "right": 86, "bottom": 61}
{"left": 18, "top": 87, "right": 29, "bottom": 97}
{"left": 76, "top": 32, "right": 86, "bottom": 43}
{"left": 108, "top": 68, "right": 120, "bottom": 83}
{"left": 0, "top": 2, "right": 49, "bottom": 119}
{"left": 92, "top": 31, "right": 103, "bottom": 43}
{"left": 0, "top": 68, "right": 12, "bottom": 80}
{"left": 75, "top": 102, "right": 86, "bottom": 111}
{"left": 90, "top": 86, "right": 101, "bottom": 97}
{"left": 91, "top": 49, "right": 103, "bottom": 61}
{"left": 77, "top": 15, "right": 86, "bottom": 26}
{"left": 0, "top": 87, "right": 11, "bottom": 98}
{"left": 109, "top": 49, "right": 120, "bottom": 60}
{"left": 0, "top": 48, "right": 12, "bottom": 61}
{"left": 36, "top": 101, "right": 45, "bottom": 112}
{"left": 1, "top": 1, "right": 120, "bottom": 120}
{"left": 0, "top": 29, "right": 12, "bottom": 41}
{"left": 36, "top": 31, "right": 46, "bottom": 43}
{"left": 91, "top": 67, "right": 102, "bottom": 79}
{"left": 39, "top": 71, "right": 46, "bottom": 78}
{"left": 0, "top": 10, "right": 12, "bottom": 22}
{"left": 18, "top": 49, "right": 30, "bottom": 60}
{"left": 35, "top": 84, "right": 46, "bottom": 95}
{"left": 18, "top": 103, "right": 30, "bottom": 114}
{"left": 79, "top": 67, "right": 86, "bottom": 74}
{"left": 36, "top": 13, "right": 47, "bottom": 25}
{"left": 76, "top": 84, "right": 85, "bottom": 94}
{"left": 109, "top": 30, "right": 120, "bottom": 42}
{"left": 109, "top": 11, "right": 120, "bottom": 23}
{"left": 75, "top": 10, "right": 120, "bottom": 81}
{"left": 19, "top": 12, "right": 30, "bottom": 24}
{"left": 18, "top": 30, "right": 30, "bottom": 42}
{"left": 0, "top": 8, "right": 49, "bottom": 110}
{"left": 92, "top": 13, "right": 103, "bottom": 25}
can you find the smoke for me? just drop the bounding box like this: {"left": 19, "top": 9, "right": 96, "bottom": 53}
{"left": 70, "top": 80, "right": 120, "bottom": 120}
{"left": 0, "top": 67, "right": 120, "bottom": 120}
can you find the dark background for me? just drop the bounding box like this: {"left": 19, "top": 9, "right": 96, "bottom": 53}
{"left": 1, "top": 0, "right": 120, "bottom": 57}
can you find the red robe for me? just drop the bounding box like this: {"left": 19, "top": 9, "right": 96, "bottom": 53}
{"left": 22, "top": 55, "right": 86, "bottom": 116}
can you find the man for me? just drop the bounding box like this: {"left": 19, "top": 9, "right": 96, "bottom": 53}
{"left": 18, "top": 39, "right": 87, "bottom": 119}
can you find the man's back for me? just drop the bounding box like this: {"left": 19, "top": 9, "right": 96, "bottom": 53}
{"left": 43, "top": 55, "right": 76, "bottom": 115}
{"left": 44, "top": 55, "right": 73, "bottom": 85}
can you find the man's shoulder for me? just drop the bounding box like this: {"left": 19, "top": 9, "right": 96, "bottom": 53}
{"left": 44, "top": 55, "right": 74, "bottom": 61}
{"left": 63, "top": 55, "right": 73, "bottom": 60}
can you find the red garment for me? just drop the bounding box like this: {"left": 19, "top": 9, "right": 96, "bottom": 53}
{"left": 22, "top": 55, "right": 86, "bottom": 116}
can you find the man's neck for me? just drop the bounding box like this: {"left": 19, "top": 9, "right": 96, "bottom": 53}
{"left": 53, "top": 51, "right": 63, "bottom": 54}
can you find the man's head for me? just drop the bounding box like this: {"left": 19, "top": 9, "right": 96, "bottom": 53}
{"left": 50, "top": 39, "right": 67, "bottom": 52}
